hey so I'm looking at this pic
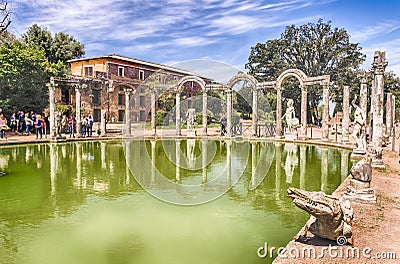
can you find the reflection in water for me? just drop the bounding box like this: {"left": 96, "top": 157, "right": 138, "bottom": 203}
{"left": 0, "top": 140, "right": 351, "bottom": 264}
{"left": 284, "top": 143, "right": 298, "bottom": 183}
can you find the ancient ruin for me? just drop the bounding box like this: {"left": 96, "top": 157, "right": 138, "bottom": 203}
{"left": 287, "top": 187, "right": 353, "bottom": 243}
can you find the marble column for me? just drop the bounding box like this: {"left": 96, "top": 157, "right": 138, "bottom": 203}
{"left": 371, "top": 51, "right": 388, "bottom": 150}
{"left": 252, "top": 89, "right": 258, "bottom": 136}
{"left": 226, "top": 90, "right": 232, "bottom": 137}
{"left": 322, "top": 86, "right": 330, "bottom": 141}
{"left": 386, "top": 93, "right": 393, "bottom": 137}
{"left": 124, "top": 88, "right": 133, "bottom": 136}
{"left": 276, "top": 88, "right": 283, "bottom": 138}
{"left": 202, "top": 91, "right": 208, "bottom": 135}
{"left": 299, "top": 145, "right": 306, "bottom": 190}
{"left": 342, "top": 85, "right": 350, "bottom": 142}
{"left": 360, "top": 78, "right": 368, "bottom": 124}
{"left": 47, "top": 81, "right": 57, "bottom": 138}
{"left": 392, "top": 95, "right": 396, "bottom": 151}
{"left": 100, "top": 109, "right": 106, "bottom": 137}
{"left": 151, "top": 90, "right": 156, "bottom": 136}
{"left": 176, "top": 92, "right": 181, "bottom": 136}
{"left": 75, "top": 85, "right": 83, "bottom": 136}
{"left": 300, "top": 87, "right": 308, "bottom": 139}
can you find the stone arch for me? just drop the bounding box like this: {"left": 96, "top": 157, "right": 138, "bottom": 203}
{"left": 276, "top": 69, "right": 308, "bottom": 90}
{"left": 176, "top": 75, "right": 206, "bottom": 93}
{"left": 227, "top": 72, "right": 258, "bottom": 91}
{"left": 226, "top": 72, "right": 259, "bottom": 136}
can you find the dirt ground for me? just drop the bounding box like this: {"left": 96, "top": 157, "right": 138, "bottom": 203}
{"left": 274, "top": 147, "right": 400, "bottom": 264}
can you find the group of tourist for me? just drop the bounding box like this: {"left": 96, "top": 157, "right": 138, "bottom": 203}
{"left": 0, "top": 108, "right": 50, "bottom": 140}
{"left": 57, "top": 113, "right": 94, "bottom": 138}
{"left": 0, "top": 108, "right": 95, "bottom": 140}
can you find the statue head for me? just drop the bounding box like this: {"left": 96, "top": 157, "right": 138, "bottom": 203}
{"left": 287, "top": 99, "right": 294, "bottom": 107}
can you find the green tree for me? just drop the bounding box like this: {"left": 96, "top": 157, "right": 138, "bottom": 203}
{"left": 0, "top": 42, "right": 52, "bottom": 114}
{"left": 23, "top": 24, "right": 85, "bottom": 63}
{"left": 246, "top": 19, "right": 366, "bottom": 123}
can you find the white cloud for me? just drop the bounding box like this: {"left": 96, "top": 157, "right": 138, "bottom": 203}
{"left": 350, "top": 21, "right": 400, "bottom": 42}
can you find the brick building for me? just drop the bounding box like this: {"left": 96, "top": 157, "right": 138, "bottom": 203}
{"left": 58, "top": 54, "right": 209, "bottom": 123}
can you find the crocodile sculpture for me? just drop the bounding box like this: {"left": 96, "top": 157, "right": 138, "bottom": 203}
{"left": 287, "top": 188, "right": 353, "bottom": 244}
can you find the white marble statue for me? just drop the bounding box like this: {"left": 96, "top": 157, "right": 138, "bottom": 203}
{"left": 282, "top": 99, "right": 299, "bottom": 133}
{"left": 352, "top": 101, "right": 366, "bottom": 152}
{"left": 186, "top": 108, "right": 196, "bottom": 130}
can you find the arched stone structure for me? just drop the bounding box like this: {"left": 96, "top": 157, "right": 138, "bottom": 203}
{"left": 273, "top": 69, "right": 330, "bottom": 140}
{"left": 227, "top": 73, "right": 259, "bottom": 136}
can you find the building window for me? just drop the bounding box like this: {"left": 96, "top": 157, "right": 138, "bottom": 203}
{"left": 139, "top": 70, "right": 145, "bottom": 80}
{"left": 140, "top": 88, "right": 145, "bottom": 93}
{"left": 139, "top": 110, "right": 146, "bottom": 122}
{"left": 118, "top": 110, "right": 125, "bottom": 122}
{"left": 92, "top": 90, "right": 100, "bottom": 106}
{"left": 118, "top": 66, "right": 124, "bottom": 77}
{"left": 93, "top": 109, "right": 101, "bottom": 122}
{"left": 139, "top": 96, "right": 145, "bottom": 107}
{"left": 84, "top": 66, "right": 93, "bottom": 77}
{"left": 118, "top": 94, "right": 125, "bottom": 105}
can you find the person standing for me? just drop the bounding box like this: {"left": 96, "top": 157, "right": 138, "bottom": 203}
{"left": 9, "top": 113, "right": 16, "bottom": 134}
{"left": 68, "top": 115, "right": 76, "bottom": 138}
{"left": 87, "top": 115, "right": 93, "bottom": 137}
{"left": 0, "top": 113, "right": 9, "bottom": 140}
{"left": 24, "top": 113, "right": 33, "bottom": 136}
{"left": 34, "top": 114, "right": 43, "bottom": 140}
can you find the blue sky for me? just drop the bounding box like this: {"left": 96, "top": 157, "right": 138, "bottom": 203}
{"left": 8, "top": 0, "right": 400, "bottom": 74}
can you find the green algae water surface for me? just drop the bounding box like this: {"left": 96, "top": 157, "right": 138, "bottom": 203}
{"left": 0, "top": 140, "right": 351, "bottom": 264}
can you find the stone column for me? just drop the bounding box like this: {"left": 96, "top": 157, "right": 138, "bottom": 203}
{"left": 322, "top": 86, "right": 330, "bottom": 141}
{"left": 75, "top": 84, "right": 83, "bottom": 136}
{"left": 386, "top": 93, "right": 393, "bottom": 137}
{"left": 151, "top": 90, "right": 156, "bottom": 136}
{"left": 276, "top": 88, "right": 283, "bottom": 138}
{"left": 47, "top": 81, "right": 57, "bottom": 138}
{"left": 300, "top": 87, "right": 308, "bottom": 139}
{"left": 252, "top": 89, "right": 258, "bottom": 136}
{"left": 202, "top": 91, "right": 208, "bottom": 135}
{"left": 371, "top": 51, "right": 388, "bottom": 151}
{"left": 100, "top": 109, "right": 106, "bottom": 137}
{"left": 226, "top": 90, "right": 232, "bottom": 137}
{"left": 360, "top": 78, "right": 368, "bottom": 123}
{"left": 124, "top": 88, "right": 133, "bottom": 136}
{"left": 176, "top": 92, "right": 181, "bottom": 136}
{"left": 342, "top": 85, "right": 350, "bottom": 142}
{"left": 392, "top": 95, "right": 396, "bottom": 151}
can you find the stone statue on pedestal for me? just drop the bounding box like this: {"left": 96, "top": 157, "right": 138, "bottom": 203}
{"left": 351, "top": 98, "right": 366, "bottom": 155}
{"left": 282, "top": 99, "right": 299, "bottom": 139}
{"left": 344, "top": 156, "right": 376, "bottom": 203}
{"left": 186, "top": 108, "right": 196, "bottom": 137}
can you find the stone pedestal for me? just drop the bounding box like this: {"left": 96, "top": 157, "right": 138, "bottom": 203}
{"left": 344, "top": 179, "right": 376, "bottom": 203}
{"left": 284, "top": 132, "right": 298, "bottom": 141}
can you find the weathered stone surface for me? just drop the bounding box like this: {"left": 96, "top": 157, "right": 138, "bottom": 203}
{"left": 287, "top": 188, "right": 353, "bottom": 242}
{"left": 350, "top": 156, "right": 372, "bottom": 182}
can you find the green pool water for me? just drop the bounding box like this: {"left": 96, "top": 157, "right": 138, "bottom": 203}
{"left": 0, "top": 140, "right": 351, "bottom": 264}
